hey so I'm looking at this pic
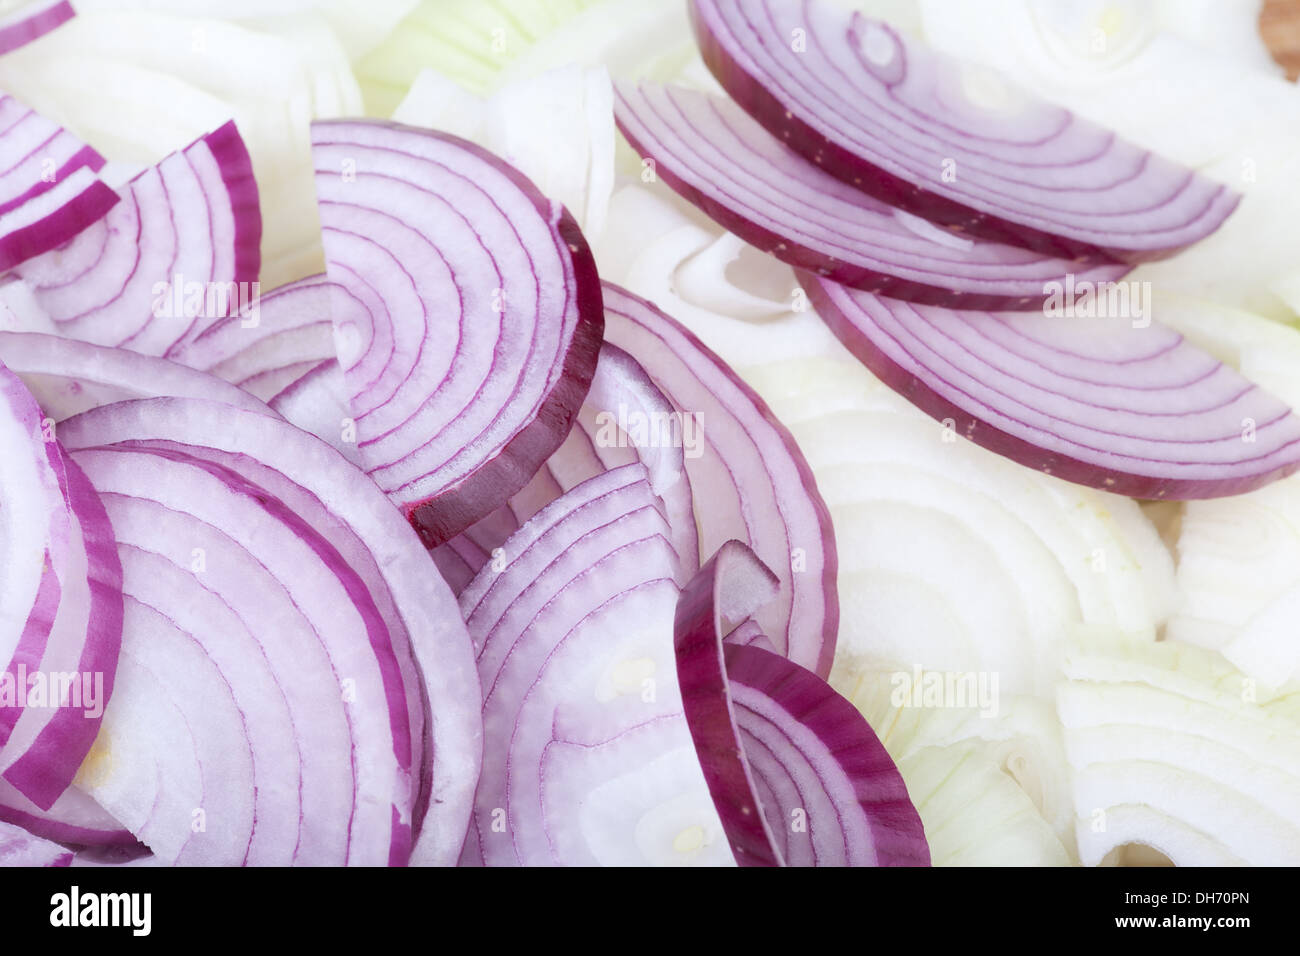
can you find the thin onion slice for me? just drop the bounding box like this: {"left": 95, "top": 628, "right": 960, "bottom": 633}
{"left": 0, "top": 776, "right": 138, "bottom": 851}
{"left": 690, "top": 0, "right": 1240, "bottom": 262}
{"left": 0, "top": 92, "right": 106, "bottom": 216}
{"left": 0, "top": 331, "right": 270, "bottom": 420}
{"left": 614, "top": 82, "right": 1131, "bottom": 310}
{"left": 312, "top": 119, "right": 603, "bottom": 547}
{"left": 461, "top": 464, "right": 732, "bottom": 866}
{"left": 675, "top": 541, "right": 929, "bottom": 866}
{"left": 0, "top": 165, "right": 118, "bottom": 274}
{"left": 802, "top": 276, "right": 1300, "bottom": 499}
{"left": 603, "top": 282, "right": 837, "bottom": 676}
{"left": 0, "top": 1, "right": 74, "bottom": 56}
{"left": 17, "top": 120, "right": 262, "bottom": 357}
{"left": 59, "top": 397, "right": 481, "bottom": 867}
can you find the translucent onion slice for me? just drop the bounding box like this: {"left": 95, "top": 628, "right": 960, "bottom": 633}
{"left": 460, "top": 464, "right": 732, "bottom": 866}
{"left": 312, "top": 119, "right": 603, "bottom": 546}
{"left": 614, "top": 82, "right": 1131, "bottom": 310}
{"left": 0, "top": 818, "right": 71, "bottom": 866}
{"left": 603, "top": 281, "right": 837, "bottom": 676}
{"left": 803, "top": 276, "right": 1300, "bottom": 499}
{"left": 1059, "top": 636, "right": 1300, "bottom": 866}
{"left": 0, "top": 0, "right": 73, "bottom": 56}
{"left": 17, "top": 121, "right": 262, "bottom": 357}
{"left": 690, "top": 0, "right": 1240, "bottom": 262}
{"left": 59, "top": 397, "right": 481, "bottom": 867}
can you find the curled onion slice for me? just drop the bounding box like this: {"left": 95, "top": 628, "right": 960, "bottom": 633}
{"left": 0, "top": 164, "right": 117, "bottom": 274}
{"left": 0, "top": 776, "right": 137, "bottom": 851}
{"left": 802, "top": 276, "right": 1300, "bottom": 499}
{"left": 614, "top": 82, "right": 1131, "bottom": 310}
{"left": 690, "top": 0, "right": 1240, "bottom": 262}
{"left": 461, "top": 464, "right": 732, "bottom": 866}
{"left": 312, "top": 119, "right": 603, "bottom": 547}
{"left": 603, "top": 282, "right": 837, "bottom": 676}
{"left": 17, "top": 120, "right": 262, "bottom": 357}
{"left": 675, "top": 542, "right": 929, "bottom": 866}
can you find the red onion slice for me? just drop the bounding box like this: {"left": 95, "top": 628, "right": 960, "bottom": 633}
{"left": 64, "top": 442, "right": 413, "bottom": 865}
{"left": 615, "top": 82, "right": 1131, "bottom": 310}
{"left": 312, "top": 119, "right": 604, "bottom": 547}
{"left": 461, "top": 464, "right": 732, "bottom": 866}
{"left": 0, "top": 331, "right": 270, "bottom": 420}
{"left": 803, "top": 276, "right": 1300, "bottom": 498}
{"left": 0, "top": 1, "right": 74, "bottom": 56}
{"left": 722, "top": 643, "right": 929, "bottom": 866}
{"left": 59, "top": 398, "right": 481, "bottom": 867}
{"left": 603, "top": 282, "right": 837, "bottom": 676}
{"left": 690, "top": 0, "right": 1239, "bottom": 262}
{"left": 1, "top": 454, "right": 122, "bottom": 811}
{"left": 0, "top": 818, "right": 71, "bottom": 866}
{"left": 674, "top": 542, "right": 929, "bottom": 866}
{"left": 0, "top": 165, "right": 118, "bottom": 273}
{"left": 17, "top": 121, "right": 262, "bottom": 356}
{"left": 0, "top": 92, "right": 105, "bottom": 216}
{"left": 673, "top": 541, "right": 782, "bottom": 866}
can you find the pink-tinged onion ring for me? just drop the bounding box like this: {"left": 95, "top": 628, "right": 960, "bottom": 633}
{"left": 614, "top": 82, "right": 1130, "bottom": 310}
{"left": 690, "top": 0, "right": 1239, "bottom": 262}
{"left": 803, "top": 275, "right": 1300, "bottom": 499}
{"left": 18, "top": 121, "right": 262, "bottom": 357}
{"left": 312, "top": 120, "right": 603, "bottom": 547}
{"left": 603, "top": 282, "right": 837, "bottom": 677}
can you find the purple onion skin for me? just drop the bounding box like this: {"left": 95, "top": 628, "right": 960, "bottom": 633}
{"left": 613, "top": 91, "right": 1130, "bottom": 312}
{"left": 0, "top": 1, "right": 75, "bottom": 56}
{"left": 688, "top": 0, "right": 1238, "bottom": 265}
{"left": 800, "top": 274, "right": 1300, "bottom": 500}
{"left": 407, "top": 209, "right": 605, "bottom": 548}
